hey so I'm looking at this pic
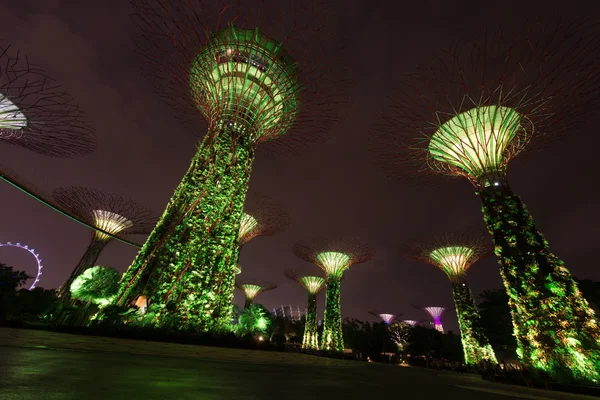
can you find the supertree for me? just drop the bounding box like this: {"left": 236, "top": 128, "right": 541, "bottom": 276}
{"left": 53, "top": 186, "right": 156, "bottom": 302}
{"left": 422, "top": 307, "right": 446, "bottom": 333}
{"left": 0, "top": 43, "right": 95, "bottom": 157}
{"left": 405, "top": 234, "right": 497, "bottom": 365}
{"left": 239, "top": 192, "right": 290, "bottom": 247}
{"left": 371, "top": 20, "right": 600, "bottom": 382}
{"left": 403, "top": 320, "right": 418, "bottom": 327}
{"left": 293, "top": 237, "right": 375, "bottom": 352}
{"left": 115, "top": 0, "right": 343, "bottom": 331}
{"left": 285, "top": 269, "right": 326, "bottom": 350}
{"left": 235, "top": 279, "right": 277, "bottom": 309}
{"left": 369, "top": 311, "right": 400, "bottom": 325}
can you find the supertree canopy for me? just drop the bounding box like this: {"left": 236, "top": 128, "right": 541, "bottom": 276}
{"left": 403, "top": 320, "right": 418, "bottom": 327}
{"left": 285, "top": 269, "right": 326, "bottom": 350}
{"left": 371, "top": 20, "right": 600, "bottom": 382}
{"left": 293, "top": 237, "right": 374, "bottom": 352}
{"left": 235, "top": 279, "right": 276, "bottom": 309}
{"left": 423, "top": 307, "right": 446, "bottom": 333}
{"left": 53, "top": 186, "right": 156, "bottom": 301}
{"left": 239, "top": 192, "right": 291, "bottom": 247}
{"left": 115, "top": 0, "right": 342, "bottom": 331}
{"left": 0, "top": 43, "right": 96, "bottom": 157}
{"left": 369, "top": 311, "right": 399, "bottom": 325}
{"left": 406, "top": 234, "right": 497, "bottom": 365}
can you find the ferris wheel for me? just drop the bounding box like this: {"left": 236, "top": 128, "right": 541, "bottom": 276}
{"left": 0, "top": 241, "right": 43, "bottom": 290}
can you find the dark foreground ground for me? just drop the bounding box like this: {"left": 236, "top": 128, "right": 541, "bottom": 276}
{"left": 0, "top": 329, "right": 597, "bottom": 400}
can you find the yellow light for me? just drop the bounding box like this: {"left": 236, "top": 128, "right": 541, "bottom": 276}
{"left": 92, "top": 209, "right": 133, "bottom": 240}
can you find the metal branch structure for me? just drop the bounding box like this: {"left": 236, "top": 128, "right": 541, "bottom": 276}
{"left": 371, "top": 20, "right": 600, "bottom": 382}
{"left": 405, "top": 234, "right": 497, "bottom": 365}
{"left": 235, "top": 279, "right": 276, "bottom": 308}
{"left": 285, "top": 269, "right": 326, "bottom": 350}
{"left": 423, "top": 307, "right": 446, "bottom": 333}
{"left": 0, "top": 43, "right": 96, "bottom": 157}
{"left": 53, "top": 186, "right": 156, "bottom": 301}
{"left": 368, "top": 311, "right": 400, "bottom": 325}
{"left": 293, "top": 237, "right": 375, "bottom": 352}
{"left": 116, "top": 0, "right": 345, "bottom": 331}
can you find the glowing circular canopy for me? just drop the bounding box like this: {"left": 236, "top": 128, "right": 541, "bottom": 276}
{"left": 0, "top": 241, "right": 43, "bottom": 290}
{"left": 241, "top": 283, "right": 263, "bottom": 300}
{"left": 92, "top": 209, "right": 133, "bottom": 239}
{"left": 300, "top": 276, "right": 326, "bottom": 294}
{"left": 0, "top": 93, "right": 28, "bottom": 131}
{"left": 429, "top": 246, "right": 476, "bottom": 278}
{"left": 190, "top": 25, "right": 301, "bottom": 140}
{"left": 429, "top": 105, "right": 522, "bottom": 180}
{"left": 378, "top": 313, "right": 396, "bottom": 324}
{"left": 239, "top": 213, "right": 258, "bottom": 242}
{"left": 403, "top": 320, "right": 418, "bottom": 327}
{"left": 315, "top": 251, "right": 351, "bottom": 278}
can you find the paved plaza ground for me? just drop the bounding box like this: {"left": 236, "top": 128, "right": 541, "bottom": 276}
{"left": 0, "top": 328, "right": 597, "bottom": 400}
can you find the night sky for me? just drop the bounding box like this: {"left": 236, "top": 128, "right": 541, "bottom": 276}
{"left": 1, "top": 0, "right": 599, "bottom": 333}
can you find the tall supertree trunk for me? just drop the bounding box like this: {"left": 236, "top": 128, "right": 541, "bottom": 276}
{"left": 303, "top": 292, "right": 318, "bottom": 349}
{"left": 322, "top": 276, "right": 343, "bottom": 352}
{"left": 451, "top": 277, "right": 497, "bottom": 365}
{"left": 57, "top": 237, "right": 109, "bottom": 302}
{"left": 244, "top": 298, "right": 253, "bottom": 309}
{"left": 479, "top": 181, "right": 600, "bottom": 381}
{"left": 117, "top": 123, "right": 254, "bottom": 331}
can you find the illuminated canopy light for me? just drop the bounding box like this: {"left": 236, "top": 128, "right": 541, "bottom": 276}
{"left": 92, "top": 209, "right": 134, "bottom": 239}
{"left": 241, "top": 283, "right": 263, "bottom": 300}
{"left": 190, "top": 26, "right": 300, "bottom": 141}
{"left": 429, "top": 105, "right": 522, "bottom": 180}
{"left": 0, "top": 93, "right": 28, "bottom": 131}
{"left": 424, "top": 307, "right": 445, "bottom": 333}
{"left": 239, "top": 213, "right": 258, "bottom": 241}
{"left": 403, "top": 320, "right": 418, "bottom": 327}
{"left": 429, "top": 246, "right": 475, "bottom": 278}
{"left": 378, "top": 313, "right": 396, "bottom": 324}
{"left": 300, "top": 276, "right": 326, "bottom": 294}
{"left": 0, "top": 241, "right": 43, "bottom": 290}
{"left": 315, "top": 251, "right": 351, "bottom": 277}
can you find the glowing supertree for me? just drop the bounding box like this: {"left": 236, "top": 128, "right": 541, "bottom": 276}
{"left": 423, "top": 307, "right": 446, "bottom": 333}
{"left": 293, "top": 237, "right": 375, "bottom": 352}
{"left": 0, "top": 43, "right": 95, "bottom": 157}
{"left": 235, "top": 279, "right": 276, "bottom": 309}
{"left": 371, "top": 20, "right": 600, "bottom": 382}
{"left": 116, "top": 0, "right": 343, "bottom": 330}
{"left": 406, "top": 234, "right": 497, "bottom": 365}
{"left": 285, "top": 269, "right": 326, "bottom": 350}
{"left": 369, "top": 311, "right": 399, "bottom": 325}
{"left": 239, "top": 192, "right": 290, "bottom": 247}
{"left": 403, "top": 320, "right": 418, "bottom": 327}
{"left": 53, "top": 186, "right": 156, "bottom": 301}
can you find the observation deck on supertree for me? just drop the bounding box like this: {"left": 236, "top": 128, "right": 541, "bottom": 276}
{"left": 422, "top": 307, "right": 446, "bottom": 333}
{"left": 369, "top": 311, "right": 400, "bottom": 325}
{"left": 371, "top": 20, "right": 600, "bottom": 382}
{"left": 53, "top": 186, "right": 156, "bottom": 301}
{"left": 235, "top": 279, "right": 277, "bottom": 309}
{"left": 405, "top": 233, "right": 497, "bottom": 365}
{"left": 293, "top": 237, "right": 374, "bottom": 352}
{"left": 116, "top": 0, "right": 344, "bottom": 331}
{"left": 0, "top": 43, "right": 96, "bottom": 158}
{"left": 286, "top": 269, "right": 326, "bottom": 350}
